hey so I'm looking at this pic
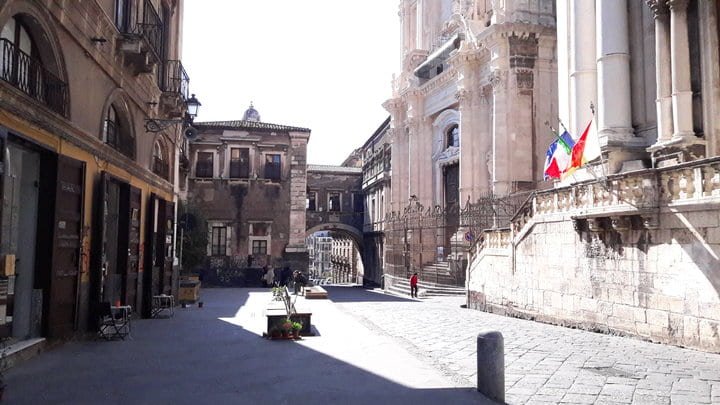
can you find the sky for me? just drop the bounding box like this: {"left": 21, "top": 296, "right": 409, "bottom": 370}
{"left": 182, "top": 1, "right": 401, "bottom": 165}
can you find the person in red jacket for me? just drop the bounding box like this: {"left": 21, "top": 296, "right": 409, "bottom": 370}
{"left": 410, "top": 272, "right": 418, "bottom": 298}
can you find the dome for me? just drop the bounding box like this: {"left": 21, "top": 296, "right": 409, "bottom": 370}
{"left": 243, "top": 102, "right": 261, "bottom": 122}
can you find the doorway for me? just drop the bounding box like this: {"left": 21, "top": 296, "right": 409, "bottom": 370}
{"left": 4, "top": 143, "right": 40, "bottom": 339}
{"left": 443, "top": 163, "right": 459, "bottom": 250}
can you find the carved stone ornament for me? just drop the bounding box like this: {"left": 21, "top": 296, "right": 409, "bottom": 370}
{"left": 588, "top": 218, "right": 605, "bottom": 233}
{"left": 641, "top": 215, "right": 660, "bottom": 230}
{"left": 610, "top": 216, "right": 631, "bottom": 232}
{"left": 645, "top": 0, "right": 669, "bottom": 18}
{"left": 455, "top": 88, "right": 471, "bottom": 104}
{"left": 488, "top": 70, "right": 506, "bottom": 90}
{"left": 516, "top": 69, "right": 534, "bottom": 90}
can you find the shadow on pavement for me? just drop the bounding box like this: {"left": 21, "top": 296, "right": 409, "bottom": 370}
{"left": 324, "top": 285, "right": 419, "bottom": 303}
{"left": 5, "top": 288, "right": 489, "bottom": 405}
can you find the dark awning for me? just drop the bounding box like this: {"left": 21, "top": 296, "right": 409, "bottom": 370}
{"left": 413, "top": 33, "right": 464, "bottom": 79}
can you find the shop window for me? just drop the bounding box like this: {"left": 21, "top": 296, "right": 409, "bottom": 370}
{"left": 264, "top": 154, "right": 281, "bottom": 181}
{"left": 211, "top": 226, "right": 227, "bottom": 256}
{"left": 230, "top": 148, "right": 250, "bottom": 178}
{"left": 196, "top": 152, "right": 213, "bottom": 178}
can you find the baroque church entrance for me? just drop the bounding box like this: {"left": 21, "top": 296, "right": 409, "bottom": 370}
{"left": 443, "top": 163, "right": 459, "bottom": 250}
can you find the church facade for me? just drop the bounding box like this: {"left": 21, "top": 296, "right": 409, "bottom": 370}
{"left": 382, "top": 0, "right": 556, "bottom": 281}
{"left": 468, "top": 0, "right": 720, "bottom": 352}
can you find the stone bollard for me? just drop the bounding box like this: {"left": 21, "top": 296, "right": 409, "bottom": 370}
{"left": 477, "top": 330, "right": 504, "bottom": 403}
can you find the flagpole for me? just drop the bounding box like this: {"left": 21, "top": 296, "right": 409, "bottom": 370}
{"left": 590, "top": 102, "right": 609, "bottom": 183}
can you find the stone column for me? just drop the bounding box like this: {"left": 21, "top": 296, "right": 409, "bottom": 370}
{"left": 286, "top": 131, "right": 310, "bottom": 261}
{"left": 476, "top": 88, "right": 492, "bottom": 196}
{"left": 569, "top": 0, "right": 597, "bottom": 136}
{"left": 457, "top": 88, "right": 473, "bottom": 203}
{"left": 648, "top": 1, "right": 674, "bottom": 143}
{"left": 489, "top": 69, "right": 509, "bottom": 195}
{"left": 596, "top": 0, "right": 633, "bottom": 142}
{"left": 668, "top": 0, "right": 695, "bottom": 139}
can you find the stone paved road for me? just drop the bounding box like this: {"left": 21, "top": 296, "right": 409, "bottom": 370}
{"left": 329, "top": 286, "right": 720, "bottom": 405}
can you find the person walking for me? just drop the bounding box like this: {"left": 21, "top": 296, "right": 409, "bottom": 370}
{"left": 410, "top": 272, "right": 419, "bottom": 298}
{"left": 263, "top": 265, "right": 275, "bottom": 287}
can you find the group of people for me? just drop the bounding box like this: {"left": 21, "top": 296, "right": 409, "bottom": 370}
{"left": 261, "top": 266, "right": 308, "bottom": 295}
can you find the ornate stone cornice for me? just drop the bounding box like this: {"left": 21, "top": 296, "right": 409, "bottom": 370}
{"left": 418, "top": 66, "right": 458, "bottom": 96}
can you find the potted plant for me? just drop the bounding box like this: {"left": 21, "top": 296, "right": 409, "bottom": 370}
{"left": 291, "top": 321, "right": 302, "bottom": 339}
{"left": 269, "top": 326, "right": 282, "bottom": 339}
{"left": 281, "top": 319, "right": 293, "bottom": 338}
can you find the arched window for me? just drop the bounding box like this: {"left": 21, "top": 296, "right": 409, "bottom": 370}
{"left": 102, "top": 102, "right": 135, "bottom": 159}
{"left": 446, "top": 124, "right": 459, "bottom": 148}
{"left": 0, "top": 15, "right": 67, "bottom": 116}
{"left": 153, "top": 141, "right": 169, "bottom": 180}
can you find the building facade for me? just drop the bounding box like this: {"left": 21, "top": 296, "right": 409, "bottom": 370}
{"left": 468, "top": 0, "right": 720, "bottom": 352}
{"left": 306, "top": 232, "right": 332, "bottom": 280}
{"left": 383, "top": 0, "right": 556, "bottom": 281}
{"left": 184, "top": 106, "right": 310, "bottom": 274}
{"left": 360, "top": 117, "right": 391, "bottom": 287}
{"left": 0, "top": 0, "right": 189, "bottom": 338}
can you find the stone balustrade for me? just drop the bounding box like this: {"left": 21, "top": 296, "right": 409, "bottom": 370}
{"left": 479, "top": 156, "right": 720, "bottom": 256}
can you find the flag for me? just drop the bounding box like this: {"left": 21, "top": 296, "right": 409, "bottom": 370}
{"left": 564, "top": 119, "right": 601, "bottom": 177}
{"left": 543, "top": 131, "right": 575, "bottom": 180}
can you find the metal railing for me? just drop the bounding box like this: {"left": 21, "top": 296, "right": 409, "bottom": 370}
{"left": 117, "top": 0, "right": 163, "bottom": 59}
{"left": 0, "top": 38, "right": 68, "bottom": 117}
{"left": 160, "top": 60, "right": 189, "bottom": 99}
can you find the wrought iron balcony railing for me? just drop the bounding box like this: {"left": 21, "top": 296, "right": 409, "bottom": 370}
{"left": 160, "top": 60, "right": 189, "bottom": 99}
{"left": 0, "top": 38, "right": 68, "bottom": 117}
{"left": 117, "top": 0, "right": 163, "bottom": 60}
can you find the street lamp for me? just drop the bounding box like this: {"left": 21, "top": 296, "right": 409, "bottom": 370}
{"left": 145, "top": 93, "right": 202, "bottom": 133}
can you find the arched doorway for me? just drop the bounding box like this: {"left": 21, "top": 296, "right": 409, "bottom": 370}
{"left": 305, "top": 224, "right": 364, "bottom": 285}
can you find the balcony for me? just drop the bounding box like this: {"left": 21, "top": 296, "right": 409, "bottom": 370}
{"left": 0, "top": 38, "right": 68, "bottom": 117}
{"left": 159, "top": 60, "right": 189, "bottom": 118}
{"left": 117, "top": 0, "right": 163, "bottom": 74}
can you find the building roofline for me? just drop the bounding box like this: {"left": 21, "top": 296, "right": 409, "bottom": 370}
{"left": 193, "top": 119, "right": 311, "bottom": 133}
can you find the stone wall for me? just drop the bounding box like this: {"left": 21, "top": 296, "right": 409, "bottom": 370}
{"left": 469, "top": 208, "right": 720, "bottom": 352}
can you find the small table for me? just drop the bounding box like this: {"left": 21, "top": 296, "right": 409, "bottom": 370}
{"left": 152, "top": 295, "right": 175, "bottom": 318}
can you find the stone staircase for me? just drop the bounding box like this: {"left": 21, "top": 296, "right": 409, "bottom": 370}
{"left": 384, "top": 273, "right": 466, "bottom": 298}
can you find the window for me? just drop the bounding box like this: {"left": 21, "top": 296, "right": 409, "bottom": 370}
{"left": 252, "top": 240, "right": 267, "bottom": 255}
{"left": 115, "top": 0, "right": 130, "bottom": 32}
{"left": 103, "top": 104, "right": 135, "bottom": 159}
{"left": 229, "top": 148, "right": 250, "bottom": 178}
{"left": 446, "top": 124, "right": 459, "bottom": 148}
{"left": 196, "top": 152, "right": 213, "bottom": 178}
{"left": 353, "top": 193, "right": 364, "bottom": 213}
{"left": 153, "top": 141, "right": 168, "bottom": 180}
{"left": 329, "top": 192, "right": 341, "bottom": 212}
{"left": 211, "top": 226, "right": 227, "bottom": 256}
{"left": 104, "top": 106, "right": 119, "bottom": 148}
{"left": 307, "top": 191, "right": 317, "bottom": 211}
{"left": 264, "top": 154, "right": 281, "bottom": 181}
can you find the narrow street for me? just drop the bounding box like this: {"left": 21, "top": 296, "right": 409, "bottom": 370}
{"left": 5, "top": 287, "right": 720, "bottom": 404}
{"left": 4, "top": 288, "right": 482, "bottom": 405}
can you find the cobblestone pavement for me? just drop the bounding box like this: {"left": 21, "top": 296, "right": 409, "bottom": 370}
{"left": 330, "top": 287, "right": 720, "bottom": 405}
